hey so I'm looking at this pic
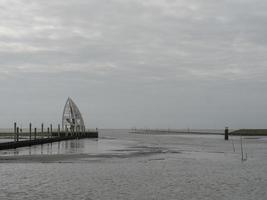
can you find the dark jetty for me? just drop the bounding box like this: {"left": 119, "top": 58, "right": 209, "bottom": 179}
{"left": 0, "top": 131, "right": 98, "bottom": 150}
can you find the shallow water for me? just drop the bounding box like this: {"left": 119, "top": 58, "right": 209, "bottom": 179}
{"left": 0, "top": 129, "right": 266, "bottom": 200}
{"left": 0, "top": 137, "right": 134, "bottom": 156}
{"left": 0, "top": 139, "right": 12, "bottom": 143}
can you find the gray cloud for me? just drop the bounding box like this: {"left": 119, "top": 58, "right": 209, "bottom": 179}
{"left": 0, "top": 0, "right": 267, "bottom": 129}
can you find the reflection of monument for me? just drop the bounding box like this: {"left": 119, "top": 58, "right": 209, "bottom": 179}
{"left": 62, "top": 97, "right": 85, "bottom": 132}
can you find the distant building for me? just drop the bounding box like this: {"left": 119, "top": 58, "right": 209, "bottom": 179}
{"left": 62, "top": 97, "right": 85, "bottom": 132}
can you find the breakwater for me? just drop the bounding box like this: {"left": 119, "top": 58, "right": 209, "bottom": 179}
{"left": 130, "top": 129, "right": 267, "bottom": 136}
{"left": 230, "top": 129, "right": 267, "bottom": 136}
{"left": 130, "top": 129, "right": 224, "bottom": 135}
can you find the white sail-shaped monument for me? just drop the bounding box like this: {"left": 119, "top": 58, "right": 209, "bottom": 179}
{"left": 62, "top": 97, "right": 85, "bottom": 132}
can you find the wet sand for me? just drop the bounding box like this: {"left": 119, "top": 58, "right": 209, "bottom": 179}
{"left": 0, "top": 130, "right": 266, "bottom": 199}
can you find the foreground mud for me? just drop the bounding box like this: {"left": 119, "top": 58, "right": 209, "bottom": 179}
{"left": 0, "top": 130, "right": 266, "bottom": 200}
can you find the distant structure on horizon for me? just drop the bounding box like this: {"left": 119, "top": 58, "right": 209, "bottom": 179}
{"left": 62, "top": 97, "right": 85, "bottom": 132}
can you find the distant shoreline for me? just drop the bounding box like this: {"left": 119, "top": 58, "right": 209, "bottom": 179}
{"left": 1, "top": 128, "right": 267, "bottom": 137}
{"left": 130, "top": 129, "right": 267, "bottom": 136}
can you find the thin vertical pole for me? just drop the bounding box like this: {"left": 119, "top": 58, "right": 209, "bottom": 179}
{"left": 16, "top": 127, "right": 19, "bottom": 142}
{"left": 240, "top": 133, "right": 244, "bottom": 161}
{"left": 50, "top": 124, "right": 53, "bottom": 138}
{"left": 14, "top": 122, "right": 17, "bottom": 142}
{"left": 58, "top": 124, "right": 60, "bottom": 137}
{"left": 29, "top": 123, "right": 32, "bottom": 141}
{"left": 41, "top": 123, "right": 44, "bottom": 138}
{"left": 34, "top": 128, "right": 37, "bottom": 140}
{"left": 47, "top": 128, "right": 50, "bottom": 138}
{"left": 225, "top": 127, "right": 229, "bottom": 140}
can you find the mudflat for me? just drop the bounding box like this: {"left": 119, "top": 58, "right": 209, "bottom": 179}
{"left": 0, "top": 129, "right": 266, "bottom": 200}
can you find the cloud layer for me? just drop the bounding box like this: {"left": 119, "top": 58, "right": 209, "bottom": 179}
{"left": 0, "top": 0, "right": 267, "bottom": 128}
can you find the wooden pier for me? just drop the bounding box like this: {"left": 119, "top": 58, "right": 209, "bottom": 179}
{"left": 0, "top": 98, "right": 99, "bottom": 151}
{"left": 0, "top": 131, "right": 98, "bottom": 150}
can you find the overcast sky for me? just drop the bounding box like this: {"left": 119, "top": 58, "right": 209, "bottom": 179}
{"left": 0, "top": 0, "right": 267, "bottom": 129}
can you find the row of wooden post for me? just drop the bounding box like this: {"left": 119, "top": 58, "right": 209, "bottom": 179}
{"left": 14, "top": 122, "right": 61, "bottom": 142}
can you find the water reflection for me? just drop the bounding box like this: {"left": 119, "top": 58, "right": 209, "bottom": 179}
{"left": 0, "top": 138, "right": 131, "bottom": 156}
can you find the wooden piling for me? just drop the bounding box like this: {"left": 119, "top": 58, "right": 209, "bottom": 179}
{"left": 50, "top": 124, "right": 53, "bottom": 138}
{"left": 34, "top": 128, "right": 37, "bottom": 140}
{"left": 47, "top": 128, "right": 50, "bottom": 138}
{"left": 16, "top": 127, "right": 19, "bottom": 142}
{"left": 225, "top": 127, "right": 229, "bottom": 140}
{"left": 41, "top": 123, "right": 44, "bottom": 138}
{"left": 29, "top": 123, "right": 32, "bottom": 141}
{"left": 58, "top": 124, "right": 60, "bottom": 137}
{"left": 14, "top": 122, "right": 17, "bottom": 142}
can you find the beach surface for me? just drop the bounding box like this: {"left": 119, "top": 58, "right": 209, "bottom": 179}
{"left": 0, "top": 129, "right": 266, "bottom": 199}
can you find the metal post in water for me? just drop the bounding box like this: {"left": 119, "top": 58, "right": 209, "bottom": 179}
{"left": 16, "top": 127, "right": 19, "bottom": 142}
{"left": 225, "top": 127, "right": 229, "bottom": 140}
{"left": 14, "top": 122, "right": 17, "bottom": 142}
{"left": 34, "top": 128, "right": 37, "bottom": 140}
{"left": 58, "top": 124, "right": 60, "bottom": 137}
{"left": 41, "top": 123, "right": 44, "bottom": 138}
{"left": 50, "top": 124, "right": 53, "bottom": 138}
{"left": 29, "top": 123, "right": 32, "bottom": 141}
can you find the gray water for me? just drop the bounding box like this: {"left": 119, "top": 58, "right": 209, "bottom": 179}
{"left": 0, "top": 138, "right": 133, "bottom": 156}
{"left": 0, "top": 129, "right": 266, "bottom": 200}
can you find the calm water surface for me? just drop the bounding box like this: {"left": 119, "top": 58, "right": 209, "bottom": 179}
{"left": 0, "top": 138, "right": 133, "bottom": 156}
